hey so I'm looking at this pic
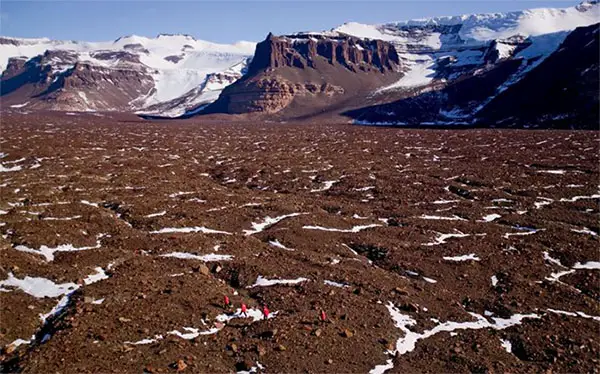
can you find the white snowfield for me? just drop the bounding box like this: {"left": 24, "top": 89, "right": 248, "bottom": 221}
{"left": 0, "top": 34, "right": 255, "bottom": 116}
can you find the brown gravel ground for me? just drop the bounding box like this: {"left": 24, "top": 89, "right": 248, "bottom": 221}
{"left": 0, "top": 112, "right": 598, "bottom": 373}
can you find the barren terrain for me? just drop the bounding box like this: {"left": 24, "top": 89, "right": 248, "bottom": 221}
{"left": 0, "top": 112, "right": 598, "bottom": 373}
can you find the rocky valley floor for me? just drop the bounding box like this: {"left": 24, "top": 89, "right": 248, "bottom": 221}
{"left": 0, "top": 112, "right": 598, "bottom": 373}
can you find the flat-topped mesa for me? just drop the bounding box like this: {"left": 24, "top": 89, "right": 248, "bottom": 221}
{"left": 201, "top": 32, "right": 404, "bottom": 116}
{"left": 246, "top": 32, "right": 401, "bottom": 75}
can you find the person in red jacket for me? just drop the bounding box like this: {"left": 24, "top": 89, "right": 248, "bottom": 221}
{"left": 241, "top": 303, "right": 248, "bottom": 317}
{"left": 262, "top": 305, "right": 270, "bottom": 319}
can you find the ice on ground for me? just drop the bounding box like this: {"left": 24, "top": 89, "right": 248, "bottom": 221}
{"left": 560, "top": 194, "right": 600, "bottom": 202}
{"left": 0, "top": 273, "right": 77, "bottom": 297}
{"left": 10, "top": 337, "right": 33, "bottom": 347}
{"left": 310, "top": 180, "right": 339, "bottom": 192}
{"left": 80, "top": 200, "right": 99, "bottom": 207}
{"left": 42, "top": 215, "right": 82, "bottom": 221}
{"left": 83, "top": 267, "right": 109, "bottom": 285}
{"left": 503, "top": 228, "right": 545, "bottom": 239}
{"left": 538, "top": 170, "right": 565, "bottom": 174}
{"left": 150, "top": 226, "right": 232, "bottom": 235}
{"left": 248, "top": 276, "right": 309, "bottom": 288}
{"left": 419, "top": 214, "right": 466, "bottom": 221}
{"left": 0, "top": 164, "right": 23, "bottom": 172}
{"left": 546, "top": 269, "right": 576, "bottom": 282}
{"left": 432, "top": 199, "right": 460, "bottom": 204}
{"left": 243, "top": 213, "right": 304, "bottom": 235}
{"left": 168, "top": 327, "right": 219, "bottom": 339}
{"left": 571, "top": 227, "right": 598, "bottom": 236}
{"left": 39, "top": 293, "right": 73, "bottom": 323}
{"left": 422, "top": 277, "right": 437, "bottom": 284}
{"left": 547, "top": 309, "right": 600, "bottom": 322}
{"left": 443, "top": 254, "right": 481, "bottom": 262}
{"left": 302, "top": 224, "right": 382, "bottom": 233}
{"left": 168, "top": 191, "right": 195, "bottom": 198}
{"left": 324, "top": 280, "right": 350, "bottom": 288}
{"left": 479, "top": 214, "right": 501, "bottom": 222}
{"left": 216, "top": 307, "right": 278, "bottom": 323}
{"left": 534, "top": 198, "right": 554, "bottom": 209}
{"left": 13, "top": 234, "right": 104, "bottom": 261}
{"left": 500, "top": 339, "right": 512, "bottom": 353}
{"left": 145, "top": 210, "right": 166, "bottom": 218}
{"left": 160, "top": 252, "right": 233, "bottom": 261}
{"left": 354, "top": 186, "right": 375, "bottom": 192}
{"left": 268, "top": 240, "right": 294, "bottom": 251}
{"left": 125, "top": 335, "right": 164, "bottom": 345}
{"left": 371, "top": 301, "right": 540, "bottom": 373}
{"left": 491, "top": 275, "right": 499, "bottom": 286}
{"left": 573, "top": 261, "right": 600, "bottom": 270}
{"left": 543, "top": 251, "right": 565, "bottom": 267}
{"left": 370, "top": 359, "right": 395, "bottom": 374}
{"left": 424, "top": 231, "right": 470, "bottom": 246}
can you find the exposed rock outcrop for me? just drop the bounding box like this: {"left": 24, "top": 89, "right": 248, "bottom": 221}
{"left": 203, "top": 33, "right": 402, "bottom": 116}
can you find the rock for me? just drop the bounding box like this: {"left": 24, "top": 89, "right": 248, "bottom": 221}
{"left": 176, "top": 360, "right": 187, "bottom": 372}
{"left": 326, "top": 359, "right": 333, "bottom": 364}
{"left": 256, "top": 345, "right": 267, "bottom": 357}
{"left": 341, "top": 329, "right": 354, "bottom": 338}
{"left": 394, "top": 287, "right": 409, "bottom": 295}
{"left": 144, "top": 366, "right": 155, "bottom": 373}
{"left": 313, "top": 329, "right": 322, "bottom": 337}
{"left": 118, "top": 317, "right": 132, "bottom": 323}
{"left": 228, "top": 343, "right": 238, "bottom": 353}
{"left": 275, "top": 344, "right": 287, "bottom": 351}
{"left": 84, "top": 296, "right": 94, "bottom": 304}
{"left": 399, "top": 303, "right": 418, "bottom": 313}
{"left": 235, "top": 360, "right": 254, "bottom": 372}
{"left": 260, "top": 329, "right": 277, "bottom": 339}
{"left": 199, "top": 264, "right": 210, "bottom": 275}
{"left": 5, "top": 344, "right": 16, "bottom": 354}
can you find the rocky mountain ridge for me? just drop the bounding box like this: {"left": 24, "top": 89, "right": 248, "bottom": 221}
{"left": 2, "top": 1, "right": 599, "bottom": 127}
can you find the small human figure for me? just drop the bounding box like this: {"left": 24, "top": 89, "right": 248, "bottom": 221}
{"left": 224, "top": 295, "right": 230, "bottom": 308}
{"left": 241, "top": 303, "right": 248, "bottom": 317}
{"left": 262, "top": 305, "right": 270, "bottom": 320}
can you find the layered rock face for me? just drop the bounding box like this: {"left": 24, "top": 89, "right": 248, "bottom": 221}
{"left": 204, "top": 33, "right": 402, "bottom": 115}
{"left": 2, "top": 50, "right": 154, "bottom": 112}
{"left": 248, "top": 33, "right": 400, "bottom": 74}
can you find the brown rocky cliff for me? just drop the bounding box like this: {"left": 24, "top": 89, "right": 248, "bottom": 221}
{"left": 203, "top": 32, "right": 403, "bottom": 116}
{"left": 247, "top": 33, "right": 401, "bottom": 74}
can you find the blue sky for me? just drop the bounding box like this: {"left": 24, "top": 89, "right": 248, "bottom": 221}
{"left": 1, "top": 1, "right": 581, "bottom": 43}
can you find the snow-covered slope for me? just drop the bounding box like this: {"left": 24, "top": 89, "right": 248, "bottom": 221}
{"left": 334, "top": 1, "right": 599, "bottom": 94}
{"left": 0, "top": 34, "right": 255, "bottom": 113}
{"left": 138, "top": 57, "right": 251, "bottom": 117}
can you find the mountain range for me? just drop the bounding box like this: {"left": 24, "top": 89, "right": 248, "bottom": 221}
{"left": 2, "top": 1, "right": 599, "bottom": 128}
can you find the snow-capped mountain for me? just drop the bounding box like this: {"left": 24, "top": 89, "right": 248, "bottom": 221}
{"left": 2, "top": 1, "right": 598, "bottom": 126}
{"left": 199, "top": 0, "right": 598, "bottom": 127}
{"left": 334, "top": 0, "right": 598, "bottom": 94}
{"left": 1, "top": 34, "right": 255, "bottom": 114}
